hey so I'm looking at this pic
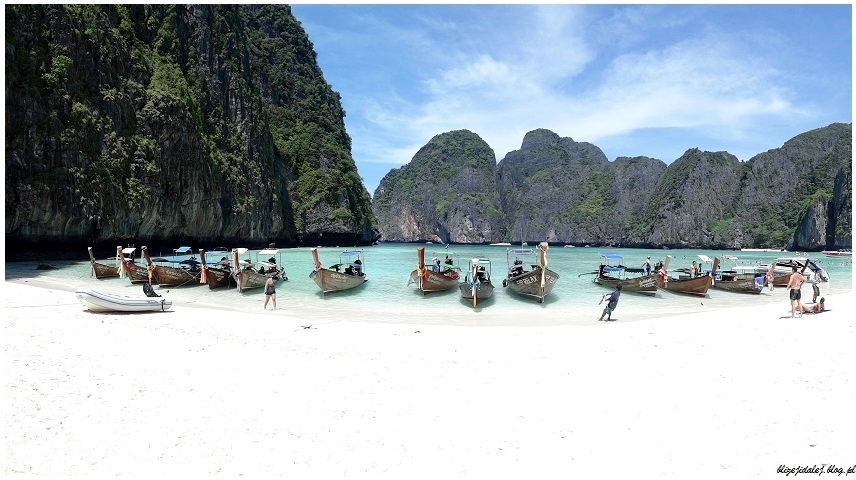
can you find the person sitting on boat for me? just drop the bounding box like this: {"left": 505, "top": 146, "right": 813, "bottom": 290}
{"left": 432, "top": 256, "right": 441, "bottom": 273}
{"left": 511, "top": 259, "right": 524, "bottom": 276}
{"left": 353, "top": 259, "right": 363, "bottom": 276}
{"left": 258, "top": 265, "right": 266, "bottom": 274}
{"left": 476, "top": 266, "right": 487, "bottom": 282}
{"left": 444, "top": 256, "right": 453, "bottom": 266}
{"left": 344, "top": 264, "right": 355, "bottom": 276}
{"left": 268, "top": 256, "right": 277, "bottom": 264}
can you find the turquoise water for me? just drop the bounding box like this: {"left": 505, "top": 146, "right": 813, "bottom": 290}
{"left": 5, "top": 244, "right": 852, "bottom": 326}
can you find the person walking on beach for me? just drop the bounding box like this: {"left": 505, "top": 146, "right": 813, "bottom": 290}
{"left": 599, "top": 284, "right": 621, "bottom": 321}
{"left": 264, "top": 276, "right": 277, "bottom": 310}
{"left": 786, "top": 266, "right": 805, "bottom": 318}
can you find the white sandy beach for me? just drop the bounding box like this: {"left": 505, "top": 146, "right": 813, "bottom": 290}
{"left": 4, "top": 280, "right": 855, "bottom": 478}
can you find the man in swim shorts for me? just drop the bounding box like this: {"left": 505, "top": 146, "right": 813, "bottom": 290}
{"left": 786, "top": 265, "right": 805, "bottom": 318}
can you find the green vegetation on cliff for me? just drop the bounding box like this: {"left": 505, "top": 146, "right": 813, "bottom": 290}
{"left": 5, "top": 4, "right": 376, "bottom": 248}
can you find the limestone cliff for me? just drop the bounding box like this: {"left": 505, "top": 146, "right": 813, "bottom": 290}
{"left": 372, "top": 123, "right": 851, "bottom": 250}
{"left": 371, "top": 130, "right": 501, "bottom": 243}
{"left": 5, "top": 5, "right": 377, "bottom": 253}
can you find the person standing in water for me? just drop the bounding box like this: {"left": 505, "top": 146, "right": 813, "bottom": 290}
{"left": 264, "top": 276, "right": 277, "bottom": 310}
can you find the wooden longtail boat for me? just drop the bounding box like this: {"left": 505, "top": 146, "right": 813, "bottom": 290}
{"left": 591, "top": 251, "right": 658, "bottom": 295}
{"left": 233, "top": 248, "right": 285, "bottom": 292}
{"left": 762, "top": 257, "right": 829, "bottom": 287}
{"left": 502, "top": 242, "right": 560, "bottom": 303}
{"left": 309, "top": 248, "right": 366, "bottom": 294}
{"left": 655, "top": 255, "right": 716, "bottom": 296}
{"left": 459, "top": 257, "right": 494, "bottom": 307}
{"left": 88, "top": 246, "right": 121, "bottom": 279}
{"left": 122, "top": 252, "right": 152, "bottom": 284}
{"left": 408, "top": 247, "right": 460, "bottom": 294}
{"left": 142, "top": 246, "right": 202, "bottom": 287}
{"left": 703, "top": 255, "right": 764, "bottom": 294}
{"left": 200, "top": 249, "right": 234, "bottom": 290}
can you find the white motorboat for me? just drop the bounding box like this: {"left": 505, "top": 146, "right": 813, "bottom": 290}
{"left": 75, "top": 287, "right": 172, "bottom": 312}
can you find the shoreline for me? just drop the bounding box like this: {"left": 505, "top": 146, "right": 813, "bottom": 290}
{"left": 4, "top": 273, "right": 849, "bottom": 327}
{"left": 5, "top": 280, "right": 855, "bottom": 477}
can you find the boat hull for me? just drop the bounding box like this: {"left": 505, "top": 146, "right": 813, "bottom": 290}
{"left": 656, "top": 274, "right": 712, "bottom": 296}
{"left": 594, "top": 273, "right": 658, "bottom": 294}
{"left": 409, "top": 269, "right": 459, "bottom": 293}
{"left": 122, "top": 260, "right": 154, "bottom": 284}
{"left": 153, "top": 265, "right": 202, "bottom": 287}
{"left": 205, "top": 265, "right": 234, "bottom": 290}
{"left": 714, "top": 273, "right": 764, "bottom": 294}
{"left": 503, "top": 267, "right": 560, "bottom": 302}
{"left": 459, "top": 280, "right": 494, "bottom": 301}
{"left": 75, "top": 288, "right": 172, "bottom": 312}
{"left": 236, "top": 268, "right": 279, "bottom": 292}
{"left": 91, "top": 261, "right": 120, "bottom": 279}
{"left": 88, "top": 247, "right": 120, "bottom": 279}
{"left": 310, "top": 268, "right": 366, "bottom": 294}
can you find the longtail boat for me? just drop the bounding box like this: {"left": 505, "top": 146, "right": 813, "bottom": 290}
{"left": 408, "top": 247, "right": 460, "bottom": 294}
{"left": 88, "top": 246, "right": 121, "bottom": 279}
{"left": 502, "top": 242, "right": 560, "bottom": 303}
{"left": 142, "top": 246, "right": 202, "bottom": 287}
{"left": 309, "top": 248, "right": 366, "bottom": 294}
{"left": 200, "top": 249, "right": 234, "bottom": 290}
{"left": 655, "top": 255, "right": 716, "bottom": 296}
{"left": 233, "top": 248, "right": 285, "bottom": 292}
{"left": 761, "top": 257, "right": 829, "bottom": 287}
{"left": 591, "top": 252, "right": 658, "bottom": 295}
{"left": 122, "top": 247, "right": 151, "bottom": 284}
{"left": 704, "top": 255, "right": 764, "bottom": 294}
{"left": 459, "top": 257, "right": 494, "bottom": 307}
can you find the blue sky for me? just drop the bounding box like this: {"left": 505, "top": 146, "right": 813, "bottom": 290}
{"left": 289, "top": 4, "right": 852, "bottom": 196}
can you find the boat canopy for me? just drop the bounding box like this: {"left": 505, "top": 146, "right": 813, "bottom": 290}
{"left": 697, "top": 254, "right": 714, "bottom": 263}
{"left": 121, "top": 247, "right": 137, "bottom": 255}
{"left": 598, "top": 252, "right": 625, "bottom": 261}
{"left": 341, "top": 250, "right": 363, "bottom": 256}
{"left": 234, "top": 247, "right": 249, "bottom": 254}
{"left": 509, "top": 249, "right": 533, "bottom": 256}
{"left": 258, "top": 248, "right": 279, "bottom": 256}
{"left": 173, "top": 246, "right": 192, "bottom": 254}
